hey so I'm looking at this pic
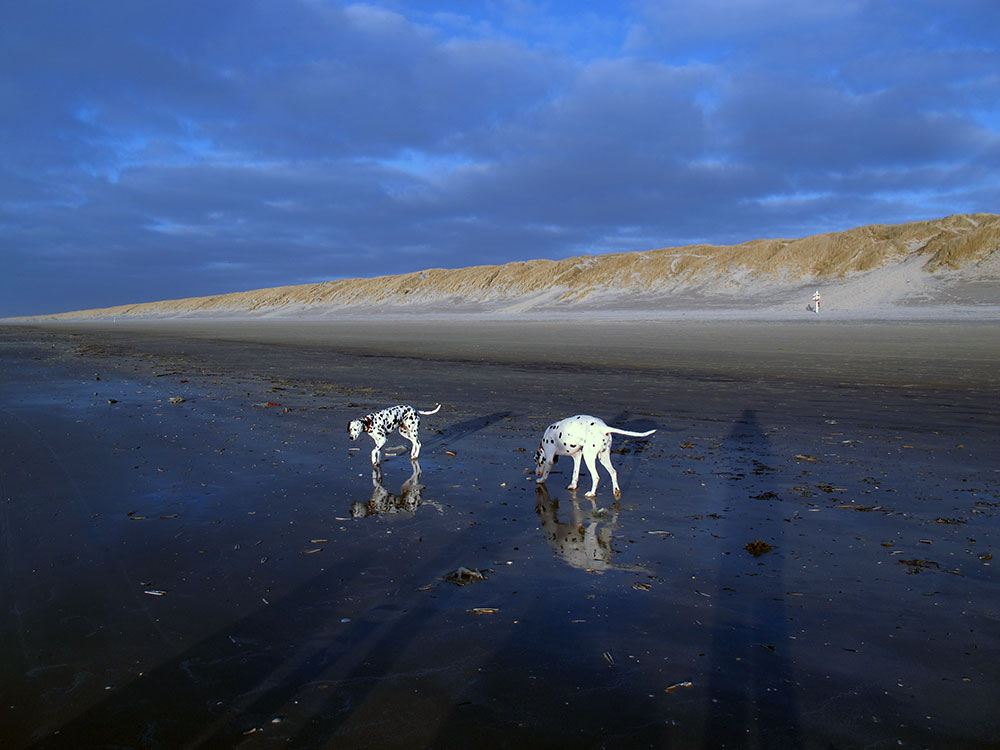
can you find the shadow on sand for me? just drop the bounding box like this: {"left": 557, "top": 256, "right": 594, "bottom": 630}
{"left": 705, "top": 408, "right": 804, "bottom": 747}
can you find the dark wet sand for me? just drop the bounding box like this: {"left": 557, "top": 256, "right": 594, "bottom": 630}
{"left": 2, "top": 319, "right": 998, "bottom": 748}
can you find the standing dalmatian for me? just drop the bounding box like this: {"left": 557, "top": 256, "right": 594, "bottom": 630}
{"left": 535, "top": 414, "right": 655, "bottom": 498}
{"left": 348, "top": 403, "right": 441, "bottom": 466}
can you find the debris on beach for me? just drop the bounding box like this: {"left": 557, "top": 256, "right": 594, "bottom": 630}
{"left": 445, "top": 566, "right": 487, "bottom": 585}
{"left": 467, "top": 607, "right": 499, "bottom": 615}
{"left": 898, "top": 558, "right": 963, "bottom": 575}
{"left": 665, "top": 681, "right": 693, "bottom": 692}
{"left": 168, "top": 396, "right": 185, "bottom": 404}
{"left": 815, "top": 483, "right": 844, "bottom": 493}
{"left": 745, "top": 539, "right": 773, "bottom": 557}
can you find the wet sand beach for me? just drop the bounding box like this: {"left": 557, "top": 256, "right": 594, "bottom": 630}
{"left": 2, "top": 319, "right": 999, "bottom": 748}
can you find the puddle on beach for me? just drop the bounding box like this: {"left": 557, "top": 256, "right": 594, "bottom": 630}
{"left": 1, "top": 326, "right": 998, "bottom": 748}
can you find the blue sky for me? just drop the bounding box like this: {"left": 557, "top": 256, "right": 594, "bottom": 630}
{"left": 2, "top": 0, "right": 998, "bottom": 316}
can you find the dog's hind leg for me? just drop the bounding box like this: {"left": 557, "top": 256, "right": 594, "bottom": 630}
{"left": 583, "top": 449, "right": 603, "bottom": 497}
{"left": 597, "top": 447, "right": 621, "bottom": 498}
{"left": 400, "top": 418, "right": 421, "bottom": 459}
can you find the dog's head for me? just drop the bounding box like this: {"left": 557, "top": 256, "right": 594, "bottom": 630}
{"left": 348, "top": 419, "right": 364, "bottom": 440}
{"left": 534, "top": 445, "right": 557, "bottom": 476}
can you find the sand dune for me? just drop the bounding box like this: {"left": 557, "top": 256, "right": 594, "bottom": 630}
{"left": 31, "top": 213, "right": 1000, "bottom": 320}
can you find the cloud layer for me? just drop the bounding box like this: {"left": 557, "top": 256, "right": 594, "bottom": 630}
{"left": 2, "top": 0, "right": 998, "bottom": 315}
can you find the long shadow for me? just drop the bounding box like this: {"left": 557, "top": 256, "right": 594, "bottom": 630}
{"left": 28, "top": 506, "right": 468, "bottom": 748}
{"left": 424, "top": 410, "right": 513, "bottom": 449}
{"left": 605, "top": 410, "right": 660, "bottom": 494}
{"left": 705, "top": 408, "right": 804, "bottom": 747}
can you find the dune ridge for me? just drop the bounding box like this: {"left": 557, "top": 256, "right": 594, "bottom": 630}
{"left": 29, "top": 213, "right": 1000, "bottom": 320}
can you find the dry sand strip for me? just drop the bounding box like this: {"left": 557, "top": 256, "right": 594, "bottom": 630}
{"left": 20, "top": 317, "right": 1000, "bottom": 389}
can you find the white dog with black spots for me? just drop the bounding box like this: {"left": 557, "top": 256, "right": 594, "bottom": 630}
{"left": 535, "top": 414, "right": 655, "bottom": 498}
{"left": 348, "top": 403, "right": 441, "bottom": 466}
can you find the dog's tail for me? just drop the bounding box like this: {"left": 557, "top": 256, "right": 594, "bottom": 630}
{"left": 418, "top": 403, "right": 442, "bottom": 415}
{"left": 606, "top": 427, "right": 656, "bottom": 438}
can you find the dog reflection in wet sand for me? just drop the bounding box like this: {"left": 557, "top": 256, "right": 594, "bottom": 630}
{"left": 351, "top": 461, "right": 441, "bottom": 518}
{"left": 535, "top": 414, "right": 656, "bottom": 498}
{"left": 535, "top": 486, "right": 647, "bottom": 573}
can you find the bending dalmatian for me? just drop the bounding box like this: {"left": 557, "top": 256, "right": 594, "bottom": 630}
{"left": 348, "top": 403, "right": 441, "bottom": 466}
{"left": 535, "top": 414, "right": 655, "bottom": 498}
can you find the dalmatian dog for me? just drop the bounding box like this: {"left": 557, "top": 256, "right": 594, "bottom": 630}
{"left": 349, "top": 403, "right": 441, "bottom": 466}
{"left": 535, "top": 414, "right": 655, "bottom": 498}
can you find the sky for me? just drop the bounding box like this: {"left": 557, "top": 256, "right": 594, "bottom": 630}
{"left": 2, "top": 0, "right": 998, "bottom": 317}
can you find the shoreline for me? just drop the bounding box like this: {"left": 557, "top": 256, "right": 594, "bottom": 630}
{"left": 8, "top": 315, "right": 999, "bottom": 388}
{"left": 6, "top": 298, "right": 1000, "bottom": 324}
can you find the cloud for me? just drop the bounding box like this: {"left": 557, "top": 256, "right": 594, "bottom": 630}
{"left": 1, "top": 0, "right": 998, "bottom": 316}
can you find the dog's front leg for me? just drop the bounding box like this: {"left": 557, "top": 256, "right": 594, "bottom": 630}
{"left": 535, "top": 446, "right": 555, "bottom": 483}
{"left": 369, "top": 434, "right": 386, "bottom": 466}
{"left": 568, "top": 452, "right": 583, "bottom": 491}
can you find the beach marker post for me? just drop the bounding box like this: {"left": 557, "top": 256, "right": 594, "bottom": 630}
{"left": 812, "top": 290, "right": 821, "bottom": 313}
